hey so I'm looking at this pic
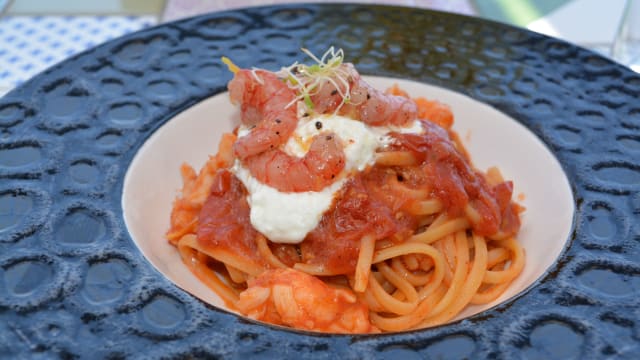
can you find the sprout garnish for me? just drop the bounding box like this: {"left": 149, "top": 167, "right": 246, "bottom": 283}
{"left": 221, "top": 56, "right": 239, "bottom": 74}
{"left": 222, "top": 47, "right": 353, "bottom": 114}
{"left": 278, "top": 47, "right": 352, "bottom": 113}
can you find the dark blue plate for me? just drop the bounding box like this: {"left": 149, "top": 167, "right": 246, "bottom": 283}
{"left": 1, "top": 4, "right": 639, "bottom": 359}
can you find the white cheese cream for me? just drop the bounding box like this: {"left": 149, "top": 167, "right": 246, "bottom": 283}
{"left": 233, "top": 115, "right": 424, "bottom": 244}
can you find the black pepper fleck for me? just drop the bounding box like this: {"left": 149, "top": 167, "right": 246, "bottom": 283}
{"left": 315, "top": 121, "right": 323, "bottom": 130}
{"left": 331, "top": 89, "right": 338, "bottom": 96}
{"left": 366, "top": 93, "right": 371, "bottom": 100}
{"left": 275, "top": 118, "right": 281, "bottom": 123}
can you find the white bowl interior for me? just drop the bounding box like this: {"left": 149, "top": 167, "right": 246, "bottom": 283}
{"left": 122, "top": 76, "right": 575, "bottom": 327}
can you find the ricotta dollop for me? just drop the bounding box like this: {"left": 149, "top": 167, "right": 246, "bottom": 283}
{"left": 233, "top": 115, "right": 424, "bottom": 244}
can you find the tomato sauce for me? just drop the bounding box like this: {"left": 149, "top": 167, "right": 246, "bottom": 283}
{"left": 196, "top": 120, "right": 520, "bottom": 276}
{"left": 388, "top": 120, "right": 520, "bottom": 236}
{"left": 197, "top": 170, "right": 266, "bottom": 268}
{"left": 301, "top": 177, "right": 398, "bottom": 274}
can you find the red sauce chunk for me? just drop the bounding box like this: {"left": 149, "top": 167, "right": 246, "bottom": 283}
{"left": 301, "top": 177, "right": 398, "bottom": 274}
{"left": 197, "top": 170, "right": 267, "bottom": 270}
{"left": 388, "top": 120, "right": 518, "bottom": 237}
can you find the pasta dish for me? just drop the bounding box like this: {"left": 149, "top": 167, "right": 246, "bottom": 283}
{"left": 166, "top": 48, "right": 524, "bottom": 333}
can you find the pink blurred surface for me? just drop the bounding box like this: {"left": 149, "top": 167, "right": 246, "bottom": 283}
{"left": 162, "top": 0, "right": 475, "bottom": 22}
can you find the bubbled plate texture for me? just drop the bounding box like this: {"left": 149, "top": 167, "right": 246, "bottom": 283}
{"left": 1, "top": 4, "right": 639, "bottom": 359}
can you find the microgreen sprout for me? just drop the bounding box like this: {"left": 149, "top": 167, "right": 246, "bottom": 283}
{"left": 221, "top": 56, "right": 239, "bottom": 74}
{"left": 278, "top": 47, "right": 352, "bottom": 113}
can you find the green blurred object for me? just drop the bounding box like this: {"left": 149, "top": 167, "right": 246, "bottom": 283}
{"left": 473, "top": 0, "right": 569, "bottom": 26}
{"left": 7, "top": 0, "right": 165, "bottom": 15}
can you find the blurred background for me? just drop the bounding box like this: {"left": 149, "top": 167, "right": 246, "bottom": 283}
{"left": 0, "top": 0, "right": 637, "bottom": 97}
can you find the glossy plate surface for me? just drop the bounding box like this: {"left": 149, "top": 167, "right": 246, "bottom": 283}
{"left": 1, "top": 4, "right": 639, "bottom": 358}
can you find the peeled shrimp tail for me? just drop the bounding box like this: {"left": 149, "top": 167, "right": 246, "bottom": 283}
{"left": 245, "top": 132, "right": 346, "bottom": 192}
{"left": 358, "top": 85, "right": 418, "bottom": 126}
{"left": 227, "top": 69, "right": 299, "bottom": 159}
{"left": 234, "top": 118, "right": 296, "bottom": 160}
{"left": 309, "top": 63, "right": 418, "bottom": 126}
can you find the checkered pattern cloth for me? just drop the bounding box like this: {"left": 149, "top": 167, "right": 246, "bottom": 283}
{"left": 0, "top": 15, "right": 156, "bottom": 95}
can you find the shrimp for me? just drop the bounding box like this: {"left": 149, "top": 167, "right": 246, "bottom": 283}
{"left": 228, "top": 69, "right": 298, "bottom": 159}
{"left": 236, "top": 268, "right": 377, "bottom": 333}
{"left": 309, "top": 63, "right": 418, "bottom": 126}
{"left": 243, "top": 132, "right": 346, "bottom": 192}
{"left": 387, "top": 84, "right": 454, "bottom": 129}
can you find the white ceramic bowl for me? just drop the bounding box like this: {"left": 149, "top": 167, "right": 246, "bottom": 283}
{"left": 122, "top": 76, "right": 575, "bottom": 328}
